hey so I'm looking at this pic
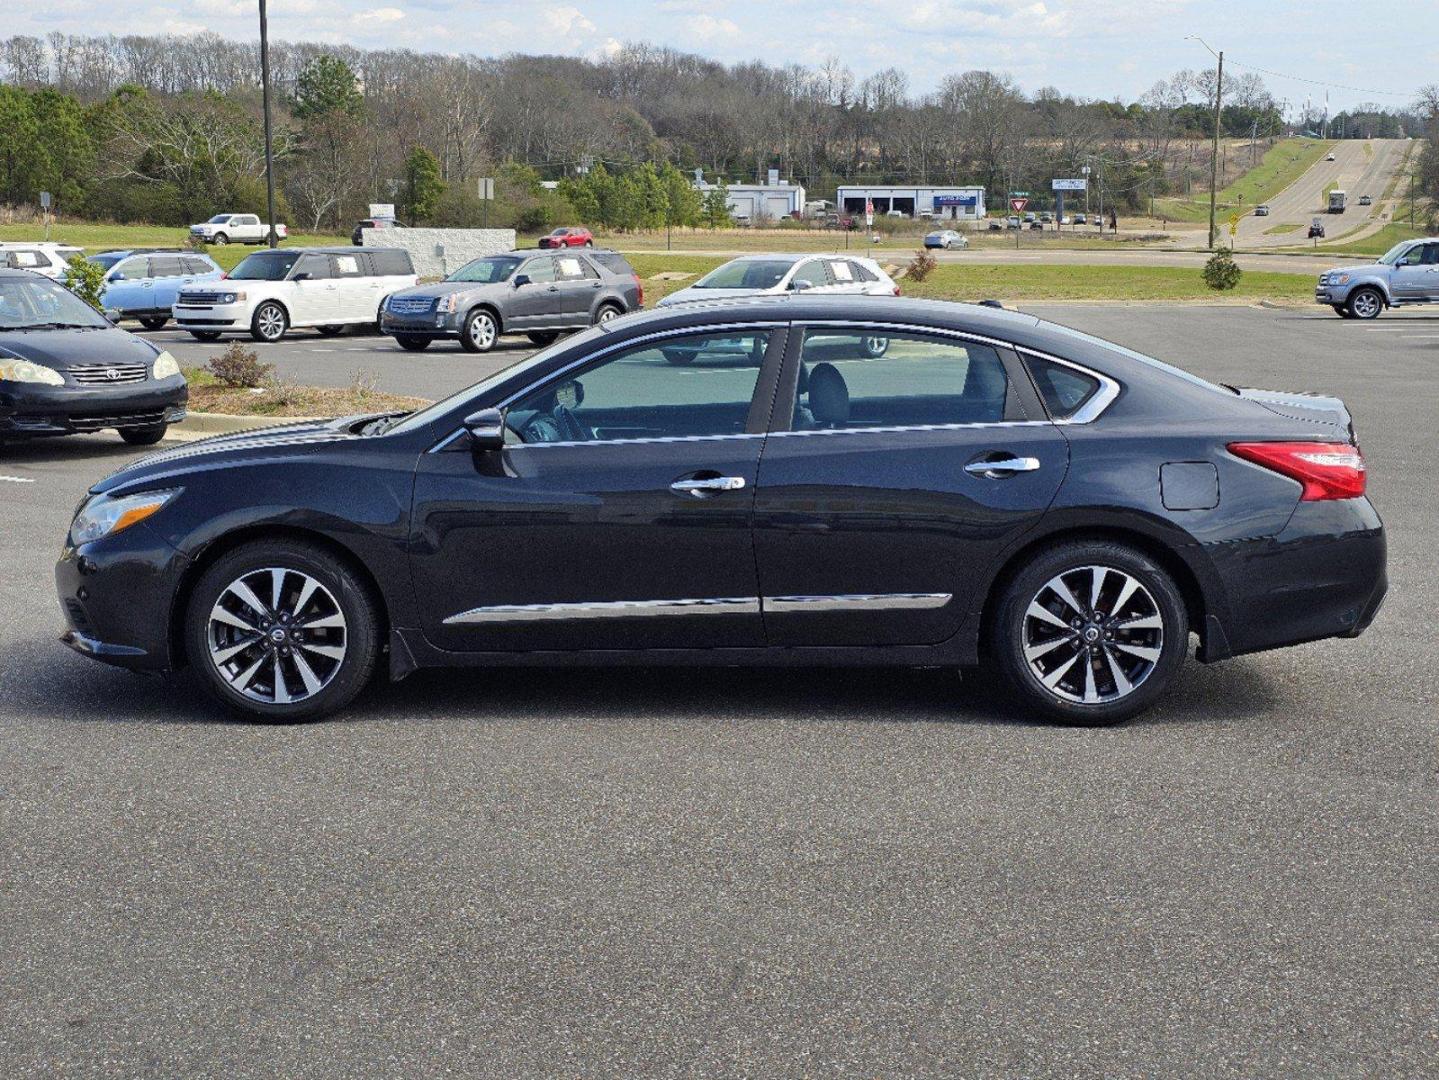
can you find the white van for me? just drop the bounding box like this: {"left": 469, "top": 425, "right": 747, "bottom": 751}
{"left": 172, "top": 247, "right": 418, "bottom": 342}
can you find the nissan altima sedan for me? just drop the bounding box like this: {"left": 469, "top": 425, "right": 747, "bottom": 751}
{"left": 57, "top": 296, "right": 1385, "bottom": 725}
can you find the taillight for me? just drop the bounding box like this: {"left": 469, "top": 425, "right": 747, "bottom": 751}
{"left": 634, "top": 274, "right": 644, "bottom": 307}
{"left": 892, "top": 285, "right": 901, "bottom": 296}
{"left": 1228, "top": 441, "right": 1366, "bottom": 500}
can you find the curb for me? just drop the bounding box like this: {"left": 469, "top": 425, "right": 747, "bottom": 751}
{"left": 168, "top": 411, "right": 324, "bottom": 443}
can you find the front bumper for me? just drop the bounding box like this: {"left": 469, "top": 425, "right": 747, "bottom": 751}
{"left": 173, "top": 301, "right": 247, "bottom": 328}
{"left": 381, "top": 309, "right": 461, "bottom": 337}
{"left": 1315, "top": 286, "right": 1349, "bottom": 304}
{"left": 0, "top": 378, "right": 187, "bottom": 437}
{"left": 56, "top": 523, "right": 191, "bottom": 672}
{"left": 1201, "top": 497, "right": 1386, "bottom": 661}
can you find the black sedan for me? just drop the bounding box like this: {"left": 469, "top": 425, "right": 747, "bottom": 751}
{"left": 0, "top": 269, "right": 187, "bottom": 445}
{"left": 56, "top": 296, "right": 1385, "bottom": 725}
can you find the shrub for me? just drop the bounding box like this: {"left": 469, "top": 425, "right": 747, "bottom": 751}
{"left": 1203, "top": 248, "right": 1242, "bottom": 291}
{"left": 62, "top": 254, "right": 108, "bottom": 310}
{"left": 906, "top": 247, "right": 938, "bottom": 283}
{"left": 262, "top": 372, "right": 302, "bottom": 408}
{"left": 207, "top": 343, "right": 273, "bottom": 388}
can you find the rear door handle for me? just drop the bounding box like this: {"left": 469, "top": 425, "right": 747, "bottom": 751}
{"left": 965, "top": 455, "right": 1041, "bottom": 477}
{"left": 670, "top": 475, "right": 747, "bottom": 496}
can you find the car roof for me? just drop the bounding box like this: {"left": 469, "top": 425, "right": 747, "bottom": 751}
{"left": 0, "top": 267, "right": 55, "bottom": 279}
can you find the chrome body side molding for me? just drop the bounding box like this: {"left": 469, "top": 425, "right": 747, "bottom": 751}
{"left": 442, "top": 592, "right": 953, "bottom": 625}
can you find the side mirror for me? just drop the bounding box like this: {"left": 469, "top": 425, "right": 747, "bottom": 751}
{"left": 790, "top": 278, "right": 814, "bottom": 292}
{"left": 110, "top": 272, "right": 125, "bottom": 282}
{"left": 513, "top": 273, "right": 531, "bottom": 288}
{"left": 463, "top": 407, "right": 507, "bottom": 452}
{"left": 292, "top": 271, "right": 311, "bottom": 281}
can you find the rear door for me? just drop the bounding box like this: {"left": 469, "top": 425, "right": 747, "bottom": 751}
{"left": 328, "top": 252, "right": 376, "bottom": 322}
{"left": 752, "top": 324, "right": 1068, "bottom": 647}
{"left": 553, "top": 253, "right": 602, "bottom": 325}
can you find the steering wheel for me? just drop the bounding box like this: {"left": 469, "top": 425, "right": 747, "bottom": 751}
{"left": 521, "top": 404, "right": 588, "bottom": 443}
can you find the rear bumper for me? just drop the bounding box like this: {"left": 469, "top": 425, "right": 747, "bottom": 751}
{"left": 0, "top": 379, "right": 187, "bottom": 437}
{"left": 1200, "top": 497, "right": 1386, "bottom": 661}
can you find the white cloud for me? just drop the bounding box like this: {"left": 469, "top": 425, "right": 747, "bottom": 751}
{"left": 542, "top": 5, "right": 596, "bottom": 35}
{"left": 356, "top": 6, "right": 405, "bottom": 22}
{"left": 686, "top": 13, "right": 739, "bottom": 39}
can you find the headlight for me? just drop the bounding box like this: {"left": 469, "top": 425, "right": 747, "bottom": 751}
{"left": 152, "top": 350, "right": 181, "bottom": 380}
{"left": 221, "top": 292, "right": 242, "bottom": 304}
{"left": 69, "top": 488, "right": 180, "bottom": 547}
{"left": 1336, "top": 273, "right": 1350, "bottom": 284}
{"left": 0, "top": 358, "right": 64, "bottom": 385}
{"left": 440, "top": 294, "right": 457, "bottom": 314}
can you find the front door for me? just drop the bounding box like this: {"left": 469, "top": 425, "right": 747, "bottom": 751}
{"left": 752, "top": 326, "right": 1068, "bottom": 647}
{"left": 288, "top": 253, "right": 335, "bottom": 324}
{"left": 106, "top": 255, "right": 153, "bottom": 316}
{"left": 409, "top": 326, "right": 786, "bottom": 653}
{"left": 1391, "top": 242, "right": 1439, "bottom": 301}
{"left": 508, "top": 256, "right": 560, "bottom": 328}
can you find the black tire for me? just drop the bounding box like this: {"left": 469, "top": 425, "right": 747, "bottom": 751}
{"left": 527, "top": 331, "right": 561, "bottom": 346}
{"left": 395, "top": 334, "right": 431, "bottom": 351}
{"left": 989, "top": 540, "right": 1188, "bottom": 726}
{"left": 184, "top": 539, "right": 381, "bottom": 723}
{"left": 250, "top": 301, "right": 288, "bottom": 343}
{"left": 119, "top": 423, "right": 167, "bottom": 446}
{"left": 662, "top": 347, "right": 697, "bottom": 366}
{"left": 593, "top": 303, "right": 623, "bottom": 327}
{"left": 1332, "top": 305, "right": 1352, "bottom": 318}
{"left": 316, "top": 324, "right": 345, "bottom": 337}
{"left": 212, "top": 233, "right": 229, "bottom": 246}
{"left": 459, "top": 308, "right": 499, "bottom": 352}
{"left": 859, "top": 334, "right": 890, "bottom": 359}
{"left": 584, "top": 240, "right": 594, "bottom": 247}
{"left": 138, "top": 316, "right": 169, "bottom": 331}
{"left": 189, "top": 330, "right": 223, "bottom": 342}
{"left": 1346, "top": 287, "right": 1384, "bottom": 320}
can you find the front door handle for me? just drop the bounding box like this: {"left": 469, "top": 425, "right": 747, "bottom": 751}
{"left": 965, "top": 455, "right": 1041, "bottom": 477}
{"left": 670, "top": 475, "right": 747, "bottom": 496}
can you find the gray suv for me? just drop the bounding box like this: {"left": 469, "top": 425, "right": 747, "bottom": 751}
{"left": 380, "top": 249, "right": 642, "bottom": 352}
{"left": 1316, "top": 237, "right": 1439, "bottom": 319}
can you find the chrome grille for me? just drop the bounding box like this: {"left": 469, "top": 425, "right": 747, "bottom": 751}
{"left": 67, "top": 362, "right": 149, "bottom": 385}
{"left": 387, "top": 295, "right": 434, "bottom": 314}
{"left": 178, "top": 291, "right": 226, "bottom": 305}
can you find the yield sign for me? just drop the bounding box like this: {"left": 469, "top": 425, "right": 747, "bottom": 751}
{"left": 1010, "top": 197, "right": 1029, "bottom": 213}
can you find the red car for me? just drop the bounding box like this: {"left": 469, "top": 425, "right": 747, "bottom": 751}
{"left": 538, "top": 227, "right": 594, "bottom": 249}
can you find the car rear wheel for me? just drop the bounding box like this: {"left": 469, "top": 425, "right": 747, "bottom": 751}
{"left": 395, "top": 334, "right": 431, "bottom": 351}
{"left": 594, "top": 303, "right": 623, "bottom": 326}
{"left": 185, "top": 540, "right": 381, "bottom": 722}
{"left": 662, "top": 347, "right": 697, "bottom": 365}
{"left": 316, "top": 324, "right": 345, "bottom": 337}
{"left": 990, "top": 541, "right": 1187, "bottom": 725}
{"left": 250, "top": 301, "right": 288, "bottom": 343}
{"left": 859, "top": 335, "right": 889, "bottom": 359}
{"left": 138, "top": 316, "right": 169, "bottom": 330}
{"left": 1347, "top": 287, "right": 1383, "bottom": 320}
{"left": 459, "top": 309, "right": 498, "bottom": 353}
{"left": 189, "top": 330, "right": 223, "bottom": 342}
{"left": 119, "top": 423, "right": 167, "bottom": 446}
{"left": 527, "top": 331, "right": 561, "bottom": 346}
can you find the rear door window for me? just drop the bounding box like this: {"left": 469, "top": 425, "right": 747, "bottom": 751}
{"left": 329, "top": 253, "right": 365, "bottom": 278}
{"left": 555, "top": 255, "right": 596, "bottom": 281}
{"left": 150, "top": 255, "right": 186, "bottom": 278}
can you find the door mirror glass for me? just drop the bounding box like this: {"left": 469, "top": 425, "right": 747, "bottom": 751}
{"left": 463, "top": 407, "right": 507, "bottom": 451}
{"left": 513, "top": 273, "right": 531, "bottom": 288}
{"left": 292, "top": 271, "right": 311, "bottom": 281}
{"left": 790, "top": 278, "right": 814, "bottom": 292}
{"left": 109, "top": 272, "right": 125, "bottom": 281}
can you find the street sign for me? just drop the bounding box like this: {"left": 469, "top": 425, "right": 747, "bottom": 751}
{"left": 368, "top": 202, "right": 395, "bottom": 220}
{"left": 476, "top": 177, "right": 494, "bottom": 200}
{"left": 1052, "top": 178, "right": 1087, "bottom": 191}
{"left": 1010, "top": 197, "right": 1029, "bottom": 213}
{"left": 1228, "top": 213, "right": 1239, "bottom": 238}
{"left": 39, "top": 191, "right": 51, "bottom": 209}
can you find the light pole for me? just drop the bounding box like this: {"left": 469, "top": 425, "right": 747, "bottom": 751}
{"left": 1187, "top": 36, "right": 1224, "bottom": 250}
{"left": 258, "top": 0, "right": 279, "bottom": 248}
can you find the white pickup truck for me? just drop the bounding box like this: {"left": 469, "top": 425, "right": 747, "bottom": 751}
{"left": 188, "top": 213, "right": 288, "bottom": 246}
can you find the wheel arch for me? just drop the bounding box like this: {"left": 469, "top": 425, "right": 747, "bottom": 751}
{"left": 252, "top": 296, "right": 292, "bottom": 326}
{"left": 167, "top": 524, "right": 390, "bottom": 672}
{"left": 465, "top": 301, "right": 503, "bottom": 333}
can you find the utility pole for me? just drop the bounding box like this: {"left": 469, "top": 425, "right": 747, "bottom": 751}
{"left": 1208, "top": 50, "right": 1224, "bottom": 251}
{"left": 258, "top": 0, "right": 279, "bottom": 248}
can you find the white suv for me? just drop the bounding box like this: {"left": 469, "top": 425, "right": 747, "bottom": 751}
{"left": 188, "top": 214, "right": 288, "bottom": 246}
{"left": 173, "top": 247, "right": 418, "bottom": 342}
{"left": 657, "top": 254, "right": 900, "bottom": 307}
{"left": 0, "top": 242, "right": 85, "bottom": 280}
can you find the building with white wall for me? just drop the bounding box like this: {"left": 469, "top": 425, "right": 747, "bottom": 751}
{"left": 835, "top": 186, "right": 987, "bottom": 220}
{"left": 695, "top": 181, "right": 808, "bottom": 222}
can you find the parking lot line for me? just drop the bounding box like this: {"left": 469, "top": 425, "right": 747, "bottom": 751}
{"left": 0, "top": 474, "right": 35, "bottom": 484}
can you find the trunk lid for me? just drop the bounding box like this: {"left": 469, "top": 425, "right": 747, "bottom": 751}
{"left": 1237, "top": 388, "right": 1354, "bottom": 440}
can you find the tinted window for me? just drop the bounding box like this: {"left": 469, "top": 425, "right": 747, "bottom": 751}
{"left": 293, "top": 254, "right": 331, "bottom": 280}
{"left": 150, "top": 256, "right": 186, "bottom": 277}
{"left": 90, "top": 253, "right": 126, "bottom": 270}
{"left": 1024, "top": 355, "right": 1101, "bottom": 419}
{"left": 181, "top": 256, "right": 213, "bottom": 275}
{"left": 370, "top": 249, "right": 415, "bottom": 276}
{"left": 826, "top": 259, "right": 854, "bottom": 283}
{"left": 692, "top": 259, "right": 792, "bottom": 290}
{"left": 115, "top": 256, "right": 150, "bottom": 279}
{"left": 795, "top": 331, "right": 1012, "bottom": 429}
{"left": 589, "top": 252, "right": 634, "bottom": 276}
{"left": 449, "top": 256, "right": 518, "bottom": 283}
{"left": 508, "top": 331, "right": 770, "bottom": 443}
{"left": 521, "top": 257, "right": 557, "bottom": 284}
{"left": 793, "top": 260, "right": 832, "bottom": 287}
{"left": 849, "top": 261, "right": 877, "bottom": 283}
{"left": 231, "top": 251, "right": 300, "bottom": 280}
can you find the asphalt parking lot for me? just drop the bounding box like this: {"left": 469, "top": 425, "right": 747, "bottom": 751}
{"left": 2, "top": 304, "right": 1436, "bottom": 1078}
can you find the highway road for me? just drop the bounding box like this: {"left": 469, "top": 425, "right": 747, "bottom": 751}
{"left": 1237, "top": 138, "right": 1411, "bottom": 249}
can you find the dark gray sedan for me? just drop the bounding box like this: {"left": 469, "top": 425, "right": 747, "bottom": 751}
{"left": 380, "top": 249, "right": 642, "bottom": 352}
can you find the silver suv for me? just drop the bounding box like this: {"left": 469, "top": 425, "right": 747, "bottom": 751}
{"left": 1316, "top": 238, "right": 1439, "bottom": 319}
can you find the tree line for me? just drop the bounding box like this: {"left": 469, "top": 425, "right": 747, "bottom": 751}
{"left": 0, "top": 32, "right": 1427, "bottom": 232}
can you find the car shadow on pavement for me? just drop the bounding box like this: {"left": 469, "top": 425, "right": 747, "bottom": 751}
{"left": 0, "top": 434, "right": 158, "bottom": 467}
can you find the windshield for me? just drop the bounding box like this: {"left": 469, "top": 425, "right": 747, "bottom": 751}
{"left": 549, "top": 228, "right": 570, "bottom": 236}
{"left": 0, "top": 277, "right": 109, "bottom": 329}
{"left": 89, "top": 253, "right": 126, "bottom": 270}
{"left": 448, "top": 256, "right": 520, "bottom": 284}
{"left": 382, "top": 324, "right": 610, "bottom": 437}
{"left": 229, "top": 251, "right": 301, "bottom": 280}
{"left": 1378, "top": 242, "right": 1413, "bottom": 266}
{"left": 692, "top": 259, "right": 795, "bottom": 290}
{"left": 207, "top": 215, "right": 230, "bottom": 224}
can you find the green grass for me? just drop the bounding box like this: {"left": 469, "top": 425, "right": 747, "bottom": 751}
{"left": 1311, "top": 221, "right": 1431, "bottom": 258}
{"left": 0, "top": 221, "right": 350, "bottom": 271}
{"left": 1154, "top": 138, "right": 1335, "bottom": 223}
{"left": 901, "top": 264, "right": 1312, "bottom": 303}
{"left": 1264, "top": 222, "right": 1303, "bottom": 235}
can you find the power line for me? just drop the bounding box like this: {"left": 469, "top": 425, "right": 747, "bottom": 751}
{"left": 1217, "top": 56, "right": 1413, "bottom": 102}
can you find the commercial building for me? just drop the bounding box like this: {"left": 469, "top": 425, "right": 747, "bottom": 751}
{"left": 695, "top": 181, "right": 808, "bottom": 222}
{"left": 835, "top": 186, "right": 987, "bottom": 221}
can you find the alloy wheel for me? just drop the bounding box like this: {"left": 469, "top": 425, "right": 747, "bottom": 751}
{"left": 1351, "top": 290, "right": 1382, "bottom": 319}
{"left": 1021, "top": 564, "right": 1164, "bottom": 705}
{"left": 256, "top": 304, "right": 285, "bottom": 341}
{"left": 597, "top": 305, "right": 620, "bottom": 324}
{"left": 206, "top": 567, "right": 347, "bottom": 705}
{"left": 469, "top": 312, "right": 496, "bottom": 349}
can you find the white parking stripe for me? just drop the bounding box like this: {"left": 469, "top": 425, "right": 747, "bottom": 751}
{"left": 0, "top": 474, "right": 35, "bottom": 484}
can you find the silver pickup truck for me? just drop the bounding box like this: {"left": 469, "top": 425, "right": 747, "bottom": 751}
{"left": 1316, "top": 237, "right": 1439, "bottom": 319}
{"left": 188, "top": 213, "right": 288, "bottom": 246}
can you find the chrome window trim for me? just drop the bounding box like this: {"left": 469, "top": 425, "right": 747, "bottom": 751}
{"left": 505, "top": 432, "right": 768, "bottom": 451}
{"left": 1014, "top": 348, "right": 1121, "bottom": 425}
{"left": 444, "top": 596, "right": 761, "bottom": 625}
{"left": 765, "top": 593, "right": 952, "bottom": 613}
{"left": 768, "top": 420, "right": 1051, "bottom": 440}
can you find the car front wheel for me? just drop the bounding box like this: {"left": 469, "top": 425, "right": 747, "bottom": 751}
{"left": 185, "top": 540, "right": 381, "bottom": 722}
{"left": 250, "top": 301, "right": 288, "bottom": 343}
{"left": 139, "top": 316, "right": 169, "bottom": 330}
{"left": 395, "top": 334, "right": 431, "bottom": 351}
{"left": 1347, "top": 287, "right": 1384, "bottom": 320}
{"left": 119, "top": 423, "right": 167, "bottom": 446}
{"left": 990, "top": 541, "right": 1187, "bottom": 725}
{"left": 189, "top": 330, "right": 223, "bottom": 342}
{"left": 460, "top": 309, "right": 498, "bottom": 353}
{"left": 527, "top": 331, "right": 560, "bottom": 346}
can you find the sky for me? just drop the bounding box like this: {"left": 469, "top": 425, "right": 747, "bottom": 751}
{"left": 12, "top": 0, "right": 1436, "bottom": 113}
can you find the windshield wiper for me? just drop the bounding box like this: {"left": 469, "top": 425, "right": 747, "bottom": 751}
{"left": 5, "top": 321, "right": 99, "bottom": 330}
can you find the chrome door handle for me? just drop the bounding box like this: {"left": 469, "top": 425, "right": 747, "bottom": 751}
{"left": 965, "top": 456, "right": 1041, "bottom": 477}
{"left": 670, "top": 476, "right": 747, "bottom": 495}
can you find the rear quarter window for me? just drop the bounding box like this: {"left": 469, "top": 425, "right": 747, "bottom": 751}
{"left": 589, "top": 252, "right": 634, "bottom": 276}
{"left": 370, "top": 249, "right": 415, "bottom": 276}
{"left": 1024, "top": 355, "right": 1102, "bottom": 419}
